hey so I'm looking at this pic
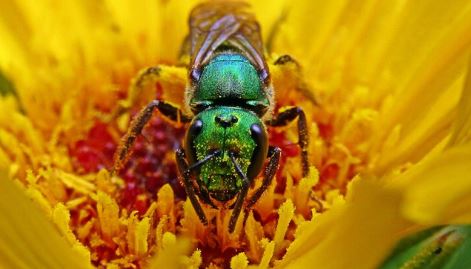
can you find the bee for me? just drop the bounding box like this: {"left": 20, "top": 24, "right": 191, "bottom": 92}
{"left": 114, "top": 2, "right": 311, "bottom": 233}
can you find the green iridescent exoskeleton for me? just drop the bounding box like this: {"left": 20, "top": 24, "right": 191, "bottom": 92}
{"left": 190, "top": 54, "right": 270, "bottom": 111}
{"left": 185, "top": 107, "right": 267, "bottom": 202}
{"left": 114, "top": 2, "right": 312, "bottom": 233}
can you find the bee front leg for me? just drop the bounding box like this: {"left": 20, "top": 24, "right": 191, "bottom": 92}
{"left": 112, "top": 100, "right": 191, "bottom": 174}
{"left": 246, "top": 146, "right": 281, "bottom": 208}
{"left": 176, "top": 148, "right": 209, "bottom": 225}
{"left": 228, "top": 152, "right": 250, "bottom": 233}
{"left": 266, "top": 106, "right": 310, "bottom": 177}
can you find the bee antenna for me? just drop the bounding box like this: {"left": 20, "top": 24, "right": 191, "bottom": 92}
{"left": 186, "top": 150, "right": 221, "bottom": 172}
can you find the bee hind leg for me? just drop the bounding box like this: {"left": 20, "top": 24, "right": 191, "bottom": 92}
{"left": 272, "top": 54, "right": 318, "bottom": 105}
{"left": 112, "top": 65, "right": 187, "bottom": 119}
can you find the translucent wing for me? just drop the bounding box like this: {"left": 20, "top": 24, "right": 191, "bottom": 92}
{"left": 188, "top": 2, "right": 269, "bottom": 83}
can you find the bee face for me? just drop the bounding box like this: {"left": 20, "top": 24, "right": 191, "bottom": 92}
{"left": 184, "top": 107, "right": 268, "bottom": 202}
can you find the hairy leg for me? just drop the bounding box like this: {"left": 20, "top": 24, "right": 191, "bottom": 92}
{"left": 112, "top": 100, "right": 191, "bottom": 173}
{"left": 266, "top": 106, "right": 309, "bottom": 177}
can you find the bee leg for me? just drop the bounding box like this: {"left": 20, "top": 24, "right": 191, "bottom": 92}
{"left": 112, "top": 65, "right": 187, "bottom": 119}
{"left": 266, "top": 106, "right": 310, "bottom": 177}
{"left": 131, "top": 66, "right": 162, "bottom": 103}
{"left": 273, "top": 54, "right": 318, "bottom": 105}
{"left": 149, "top": 100, "right": 192, "bottom": 124}
{"left": 228, "top": 152, "right": 250, "bottom": 233}
{"left": 176, "top": 148, "right": 209, "bottom": 225}
{"left": 112, "top": 100, "right": 191, "bottom": 174}
{"left": 246, "top": 146, "right": 281, "bottom": 208}
{"left": 273, "top": 54, "right": 299, "bottom": 66}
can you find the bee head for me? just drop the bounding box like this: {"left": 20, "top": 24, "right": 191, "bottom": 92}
{"left": 184, "top": 107, "right": 268, "bottom": 202}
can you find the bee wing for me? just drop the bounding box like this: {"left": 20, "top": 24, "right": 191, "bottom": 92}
{"left": 188, "top": 2, "right": 269, "bottom": 82}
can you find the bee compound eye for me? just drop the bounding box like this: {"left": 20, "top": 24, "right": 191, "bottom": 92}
{"left": 184, "top": 119, "right": 203, "bottom": 164}
{"left": 250, "top": 124, "right": 263, "bottom": 140}
{"left": 259, "top": 69, "right": 270, "bottom": 84}
{"left": 188, "top": 119, "right": 203, "bottom": 139}
{"left": 190, "top": 69, "right": 201, "bottom": 82}
{"left": 247, "top": 123, "right": 269, "bottom": 180}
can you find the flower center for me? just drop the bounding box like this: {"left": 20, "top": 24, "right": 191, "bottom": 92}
{"left": 64, "top": 68, "right": 365, "bottom": 267}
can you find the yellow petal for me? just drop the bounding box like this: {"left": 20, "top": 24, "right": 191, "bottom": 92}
{"left": 371, "top": 3, "right": 471, "bottom": 172}
{"left": 250, "top": 0, "right": 285, "bottom": 45}
{"left": 0, "top": 173, "right": 93, "bottom": 269}
{"left": 280, "top": 140, "right": 471, "bottom": 269}
{"left": 278, "top": 179, "right": 412, "bottom": 269}
{"left": 391, "top": 143, "right": 471, "bottom": 224}
{"left": 373, "top": 74, "right": 463, "bottom": 174}
{"left": 105, "top": 0, "right": 197, "bottom": 63}
{"left": 349, "top": 0, "right": 471, "bottom": 96}
{"left": 448, "top": 55, "right": 471, "bottom": 147}
{"left": 0, "top": 1, "right": 33, "bottom": 76}
{"left": 271, "top": 1, "right": 348, "bottom": 72}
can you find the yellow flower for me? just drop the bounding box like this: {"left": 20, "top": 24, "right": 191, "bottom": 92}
{"left": 0, "top": 1, "right": 470, "bottom": 269}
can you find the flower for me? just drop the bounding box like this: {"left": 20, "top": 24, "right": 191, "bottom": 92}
{"left": 0, "top": 1, "right": 471, "bottom": 269}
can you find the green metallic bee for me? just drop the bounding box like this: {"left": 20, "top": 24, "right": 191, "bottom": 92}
{"left": 114, "top": 2, "right": 310, "bottom": 233}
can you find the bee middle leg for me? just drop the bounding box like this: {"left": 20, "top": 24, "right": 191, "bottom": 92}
{"left": 266, "top": 106, "right": 310, "bottom": 177}
{"left": 112, "top": 100, "right": 191, "bottom": 173}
